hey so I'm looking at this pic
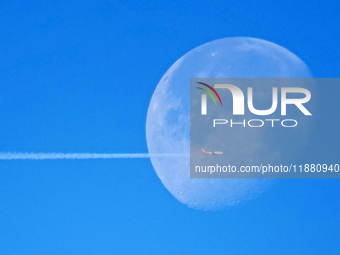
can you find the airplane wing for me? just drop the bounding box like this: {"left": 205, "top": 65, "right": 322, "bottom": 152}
{"left": 202, "top": 149, "right": 223, "bottom": 155}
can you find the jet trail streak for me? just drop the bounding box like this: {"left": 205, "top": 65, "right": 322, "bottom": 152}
{"left": 0, "top": 153, "right": 188, "bottom": 160}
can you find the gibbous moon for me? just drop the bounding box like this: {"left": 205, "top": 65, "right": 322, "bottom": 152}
{"left": 146, "top": 37, "right": 312, "bottom": 210}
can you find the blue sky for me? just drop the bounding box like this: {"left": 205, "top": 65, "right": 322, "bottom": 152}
{"left": 0, "top": 0, "right": 339, "bottom": 254}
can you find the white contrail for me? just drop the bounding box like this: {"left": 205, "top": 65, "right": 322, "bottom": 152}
{"left": 0, "top": 152, "right": 188, "bottom": 160}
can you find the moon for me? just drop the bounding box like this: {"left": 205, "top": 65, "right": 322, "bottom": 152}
{"left": 146, "top": 37, "right": 312, "bottom": 210}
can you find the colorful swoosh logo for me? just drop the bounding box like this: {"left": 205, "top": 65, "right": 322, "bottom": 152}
{"left": 196, "top": 82, "right": 222, "bottom": 106}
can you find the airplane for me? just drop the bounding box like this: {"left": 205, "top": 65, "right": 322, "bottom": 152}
{"left": 201, "top": 149, "right": 223, "bottom": 155}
